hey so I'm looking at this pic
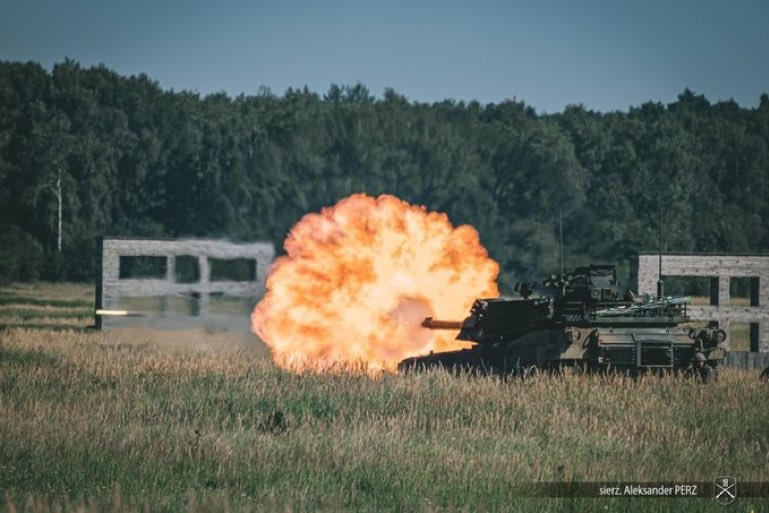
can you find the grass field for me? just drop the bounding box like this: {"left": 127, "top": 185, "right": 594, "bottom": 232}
{"left": 0, "top": 283, "right": 94, "bottom": 332}
{"left": 1, "top": 284, "right": 767, "bottom": 512}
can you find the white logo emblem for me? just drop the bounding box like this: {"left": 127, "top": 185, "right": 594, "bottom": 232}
{"left": 713, "top": 476, "right": 736, "bottom": 505}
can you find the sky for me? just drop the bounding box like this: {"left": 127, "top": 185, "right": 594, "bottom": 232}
{"left": 1, "top": 0, "right": 768, "bottom": 113}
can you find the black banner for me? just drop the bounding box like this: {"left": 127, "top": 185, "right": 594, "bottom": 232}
{"left": 521, "top": 481, "right": 769, "bottom": 499}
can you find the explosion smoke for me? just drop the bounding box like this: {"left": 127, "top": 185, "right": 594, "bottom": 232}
{"left": 251, "top": 193, "right": 499, "bottom": 372}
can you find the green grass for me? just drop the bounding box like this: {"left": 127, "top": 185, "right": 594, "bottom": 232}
{"left": 0, "top": 283, "right": 94, "bottom": 335}
{"left": 0, "top": 295, "right": 92, "bottom": 308}
{"left": 0, "top": 308, "right": 93, "bottom": 320}
{"left": 0, "top": 327, "right": 767, "bottom": 513}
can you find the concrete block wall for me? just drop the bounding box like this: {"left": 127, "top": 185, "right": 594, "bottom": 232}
{"left": 96, "top": 237, "right": 274, "bottom": 329}
{"left": 637, "top": 254, "right": 769, "bottom": 352}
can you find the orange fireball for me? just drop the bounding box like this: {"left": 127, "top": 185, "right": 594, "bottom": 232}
{"left": 251, "top": 193, "right": 499, "bottom": 372}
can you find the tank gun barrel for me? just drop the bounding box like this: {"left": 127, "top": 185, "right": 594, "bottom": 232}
{"left": 421, "top": 317, "right": 463, "bottom": 330}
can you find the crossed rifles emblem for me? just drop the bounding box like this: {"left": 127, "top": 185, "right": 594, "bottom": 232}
{"left": 714, "top": 477, "right": 736, "bottom": 505}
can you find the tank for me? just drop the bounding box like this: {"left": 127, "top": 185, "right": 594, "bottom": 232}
{"left": 398, "top": 264, "right": 727, "bottom": 377}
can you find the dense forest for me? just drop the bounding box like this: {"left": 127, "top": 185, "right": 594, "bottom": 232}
{"left": 1, "top": 59, "right": 768, "bottom": 292}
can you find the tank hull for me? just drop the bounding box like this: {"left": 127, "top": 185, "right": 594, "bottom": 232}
{"left": 398, "top": 324, "right": 722, "bottom": 376}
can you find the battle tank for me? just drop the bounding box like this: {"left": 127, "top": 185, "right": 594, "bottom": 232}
{"left": 398, "top": 264, "right": 727, "bottom": 377}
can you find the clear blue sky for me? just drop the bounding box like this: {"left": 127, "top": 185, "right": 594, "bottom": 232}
{"left": 2, "top": 0, "right": 767, "bottom": 113}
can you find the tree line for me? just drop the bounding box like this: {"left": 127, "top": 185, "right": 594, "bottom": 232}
{"left": 1, "top": 59, "right": 768, "bottom": 292}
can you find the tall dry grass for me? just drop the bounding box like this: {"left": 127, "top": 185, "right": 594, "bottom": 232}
{"left": 1, "top": 282, "right": 767, "bottom": 512}
{"left": 1, "top": 325, "right": 767, "bottom": 513}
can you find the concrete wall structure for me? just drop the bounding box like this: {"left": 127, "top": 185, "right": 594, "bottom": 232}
{"left": 96, "top": 237, "right": 274, "bottom": 330}
{"left": 637, "top": 253, "right": 769, "bottom": 354}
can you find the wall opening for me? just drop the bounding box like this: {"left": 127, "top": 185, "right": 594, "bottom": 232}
{"left": 174, "top": 255, "right": 201, "bottom": 284}
{"left": 209, "top": 291, "right": 250, "bottom": 316}
{"left": 661, "top": 276, "right": 712, "bottom": 304}
{"left": 210, "top": 258, "right": 257, "bottom": 282}
{"left": 730, "top": 277, "right": 753, "bottom": 306}
{"left": 159, "top": 293, "right": 202, "bottom": 317}
{"left": 117, "top": 296, "right": 165, "bottom": 313}
{"left": 729, "top": 322, "right": 751, "bottom": 351}
{"left": 750, "top": 322, "right": 759, "bottom": 352}
{"left": 119, "top": 256, "right": 167, "bottom": 279}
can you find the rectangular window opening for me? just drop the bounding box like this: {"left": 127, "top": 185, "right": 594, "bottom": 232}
{"left": 729, "top": 322, "right": 751, "bottom": 352}
{"left": 209, "top": 291, "right": 250, "bottom": 315}
{"left": 661, "top": 276, "right": 713, "bottom": 305}
{"left": 730, "top": 277, "right": 753, "bottom": 307}
{"left": 750, "top": 322, "right": 759, "bottom": 352}
{"left": 210, "top": 258, "right": 257, "bottom": 282}
{"left": 174, "top": 255, "right": 201, "bottom": 284}
{"left": 119, "top": 256, "right": 167, "bottom": 279}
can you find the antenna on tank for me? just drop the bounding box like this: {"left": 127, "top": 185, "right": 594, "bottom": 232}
{"left": 657, "top": 207, "right": 664, "bottom": 299}
{"left": 559, "top": 208, "right": 564, "bottom": 277}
